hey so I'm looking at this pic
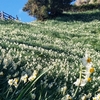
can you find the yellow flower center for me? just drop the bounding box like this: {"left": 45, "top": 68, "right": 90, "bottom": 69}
{"left": 87, "top": 57, "right": 91, "bottom": 63}
{"left": 14, "top": 78, "right": 18, "bottom": 83}
{"left": 93, "top": 98, "right": 96, "bottom": 100}
{"left": 90, "top": 67, "right": 95, "bottom": 73}
{"left": 87, "top": 77, "right": 91, "bottom": 82}
{"left": 68, "top": 96, "right": 72, "bottom": 100}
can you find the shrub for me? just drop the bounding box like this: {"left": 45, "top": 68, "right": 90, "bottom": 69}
{"left": 23, "top": 0, "right": 73, "bottom": 20}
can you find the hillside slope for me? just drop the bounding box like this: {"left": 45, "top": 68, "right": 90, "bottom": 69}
{"left": 0, "top": 10, "right": 100, "bottom": 100}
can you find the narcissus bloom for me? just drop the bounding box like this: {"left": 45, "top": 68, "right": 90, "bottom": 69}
{"left": 8, "top": 79, "right": 13, "bottom": 86}
{"left": 21, "top": 74, "right": 28, "bottom": 83}
{"left": 74, "top": 52, "right": 95, "bottom": 87}
{"left": 92, "top": 93, "right": 100, "bottom": 100}
{"left": 66, "top": 94, "right": 72, "bottom": 100}
{"left": 74, "top": 78, "right": 87, "bottom": 86}
{"left": 13, "top": 78, "right": 19, "bottom": 88}
{"left": 8, "top": 78, "right": 19, "bottom": 88}
{"left": 81, "top": 53, "right": 92, "bottom": 67}
{"left": 28, "top": 70, "right": 37, "bottom": 82}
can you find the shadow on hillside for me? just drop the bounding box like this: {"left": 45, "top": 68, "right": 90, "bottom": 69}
{"left": 56, "top": 11, "right": 100, "bottom": 22}
{"left": 0, "top": 20, "right": 31, "bottom": 28}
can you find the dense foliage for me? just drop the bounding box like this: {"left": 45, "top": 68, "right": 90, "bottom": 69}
{"left": 23, "top": 0, "right": 73, "bottom": 20}
{"left": 0, "top": 10, "right": 100, "bottom": 99}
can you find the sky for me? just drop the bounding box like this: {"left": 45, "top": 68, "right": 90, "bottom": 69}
{"left": 0, "top": 0, "right": 36, "bottom": 22}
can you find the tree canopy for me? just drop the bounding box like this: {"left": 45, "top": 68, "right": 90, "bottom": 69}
{"left": 23, "top": 0, "right": 73, "bottom": 20}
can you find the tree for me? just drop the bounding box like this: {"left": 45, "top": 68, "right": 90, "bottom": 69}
{"left": 23, "top": 0, "right": 73, "bottom": 20}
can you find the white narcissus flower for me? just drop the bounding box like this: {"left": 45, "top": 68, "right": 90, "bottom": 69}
{"left": 96, "top": 93, "right": 100, "bottom": 99}
{"left": 82, "top": 52, "right": 95, "bottom": 72}
{"left": 14, "top": 78, "right": 18, "bottom": 84}
{"left": 85, "top": 62, "right": 95, "bottom": 75}
{"left": 21, "top": 74, "right": 28, "bottom": 83}
{"left": 13, "top": 83, "right": 18, "bottom": 88}
{"left": 81, "top": 95, "right": 86, "bottom": 100}
{"left": 85, "top": 62, "right": 93, "bottom": 70}
{"left": 28, "top": 75, "right": 36, "bottom": 82}
{"left": 8, "top": 79, "right": 14, "bottom": 86}
{"left": 61, "top": 86, "right": 67, "bottom": 95}
{"left": 28, "top": 76, "right": 33, "bottom": 82}
{"left": 92, "top": 93, "right": 100, "bottom": 100}
{"left": 13, "top": 78, "right": 19, "bottom": 88}
{"left": 83, "top": 62, "right": 95, "bottom": 78}
{"left": 74, "top": 78, "right": 87, "bottom": 87}
{"left": 92, "top": 97, "right": 97, "bottom": 100}
{"left": 33, "top": 70, "right": 38, "bottom": 76}
{"left": 81, "top": 53, "right": 91, "bottom": 67}
{"left": 74, "top": 52, "right": 95, "bottom": 87}
{"left": 74, "top": 79, "right": 80, "bottom": 86}
{"left": 66, "top": 94, "right": 72, "bottom": 100}
{"left": 8, "top": 78, "right": 19, "bottom": 88}
{"left": 30, "top": 93, "right": 36, "bottom": 99}
{"left": 0, "top": 71, "right": 4, "bottom": 76}
{"left": 74, "top": 72, "right": 92, "bottom": 87}
{"left": 28, "top": 70, "right": 37, "bottom": 82}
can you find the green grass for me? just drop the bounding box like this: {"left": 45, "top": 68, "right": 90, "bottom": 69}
{"left": 0, "top": 10, "right": 100, "bottom": 100}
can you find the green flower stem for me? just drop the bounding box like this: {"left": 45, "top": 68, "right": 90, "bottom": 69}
{"left": 73, "top": 65, "right": 82, "bottom": 98}
{"left": 16, "top": 67, "right": 53, "bottom": 100}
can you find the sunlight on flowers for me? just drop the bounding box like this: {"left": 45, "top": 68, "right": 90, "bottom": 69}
{"left": 21, "top": 74, "right": 28, "bottom": 83}
{"left": 28, "top": 70, "right": 38, "bottom": 81}
{"left": 8, "top": 78, "right": 19, "bottom": 88}
{"left": 8, "top": 79, "right": 13, "bottom": 86}
{"left": 13, "top": 78, "right": 19, "bottom": 88}
{"left": 93, "top": 93, "right": 100, "bottom": 100}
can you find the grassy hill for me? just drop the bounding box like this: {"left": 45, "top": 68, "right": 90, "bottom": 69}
{"left": 0, "top": 10, "right": 100, "bottom": 100}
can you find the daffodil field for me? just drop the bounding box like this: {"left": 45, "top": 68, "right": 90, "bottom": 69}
{"left": 0, "top": 10, "right": 100, "bottom": 100}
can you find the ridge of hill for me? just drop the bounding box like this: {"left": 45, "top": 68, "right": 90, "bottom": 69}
{"left": 0, "top": 10, "right": 100, "bottom": 99}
